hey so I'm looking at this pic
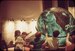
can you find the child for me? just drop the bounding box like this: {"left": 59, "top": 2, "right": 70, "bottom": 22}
{"left": 14, "top": 30, "right": 24, "bottom": 51}
{"left": 42, "top": 30, "right": 59, "bottom": 51}
{"left": 15, "top": 30, "right": 21, "bottom": 40}
{"left": 0, "top": 33, "right": 8, "bottom": 51}
{"left": 30, "top": 32, "right": 44, "bottom": 51}
{"left": 21, "top": 32, "right": 29, "bottom": 47}
{"left": 66, "top": 30, "right": 75, "bottom": 51}
{"left": 8, "top": 41, "right": 14, "bottom": 48}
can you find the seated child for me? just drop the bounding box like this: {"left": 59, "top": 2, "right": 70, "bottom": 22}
{"left": 14, "top": 30, "right": 24, "bottom": 51}
{"left": 0, "top": 33, "right": 8, "bottom": 51}
{"left": 65, "top": 30, "right": 75, "bottom": 51}
{"left": 15, "top": 35, "right": 25, "bottom": 51}
{"left": 30, "top": 32, "right": 44, "bottom": 51}
{"left": 42, "top": 30, "right": 59, "bottom": 51}
{"left": 8, "top": 41, "right": 14, "bottom": 48}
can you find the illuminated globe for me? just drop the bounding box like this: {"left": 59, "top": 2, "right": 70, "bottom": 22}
{"left": 37, "top": 7, "right": 75, "bottom": 46}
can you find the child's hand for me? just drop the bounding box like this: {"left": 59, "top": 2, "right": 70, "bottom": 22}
{"left": 30, "top": 45, "right": 34, "bottom": 49}
{"left": 42, "top": 43, "right": 45, "bottom": 46}
{"left": 45, "top": 46, "right": 49, "bottom": 48}
{"left": 42, "top": 43, "right": 46, "bottom": 48}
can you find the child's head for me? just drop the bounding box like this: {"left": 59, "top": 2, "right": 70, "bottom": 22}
{"left": 22, "top": 32, "right": 28, "bottom": 38}
{"left": 9, "top": 41, "right": 13, "bottom": 44}
{"left": 53, "top": 30, "right": 60, "bottom": 37}
{"left": 15, "top": 30, "right": 21, "bottom": 37}
{"left": 35, "top": 32, "right": 41, "bottom": 38}
{"left": 69, "top": 30, "right": 75, "bottom": 44}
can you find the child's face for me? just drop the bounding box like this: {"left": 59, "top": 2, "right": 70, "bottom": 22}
{"left": 17, "top": 32, "right": 20, "bottom": 35}
{"left": 22, "top": 34, "right": 27, "bottom": 38}
{"left": 15, "top": 30, "right": 21, "bottom": 36}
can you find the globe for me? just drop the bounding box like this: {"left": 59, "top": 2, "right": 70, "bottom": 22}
{"left": 37, "top": 7, "right": 75, "bottom": 46}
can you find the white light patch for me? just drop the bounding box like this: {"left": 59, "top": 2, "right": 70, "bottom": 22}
{"left": 62, "top": 12, "right": 67, "bottom": 16}
{"left": 3, "top": 21, "right": 15, "bottom": 44}
{"left": 29, "top": 20, "right": 37, "bottom": 34}
{"left": 25, "top": 20, "right": 37, "bottom": 39}
{"left": 15, "top": 20, "right": 28, "bottom": 33}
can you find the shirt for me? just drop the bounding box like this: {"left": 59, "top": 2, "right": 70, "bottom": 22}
{"left": 15, "top": 36, "right": 25, "bottom": 50}
{"left": 44, "top": 34, "right": 59, "bottom": 50}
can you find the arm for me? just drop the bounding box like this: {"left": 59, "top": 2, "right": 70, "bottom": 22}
{"left": 42, "top": 34, "right": 48, "bottom": 47}
{"left": 30, "top": 45, "right": 34, "bottom": 49}
{"left": 44, "top": 33, "right": 49, "bottom": 44}
{"left": 66, "top": 33, "right": 71, "bottom": 46}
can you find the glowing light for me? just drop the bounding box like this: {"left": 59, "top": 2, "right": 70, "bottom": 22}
{"left": 3, "top": 21, "right": 15, "bottom": 44}
{"left": 29, "top": 20, "right": 37, "bottom": 34}
{"left": 25, "top": 20, "right": 37, "bottom": 39}
{"left": 2, "top": 19, "right": 37, "bottom": 44}
{"left": 15, "top": 20, "right": 28, "bottom": 33}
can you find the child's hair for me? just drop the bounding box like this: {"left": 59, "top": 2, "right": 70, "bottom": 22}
{"left": 53, "top": 30, "right": 60, "bottom": 37}
{"left": 15, "top": 30, "right": 20, "bottom": 37}
{"left": 35, "top": 32, "right": 41, "bottom": 38}
{"left": 22, "top": 32, "right": 28, "bottom": 35}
